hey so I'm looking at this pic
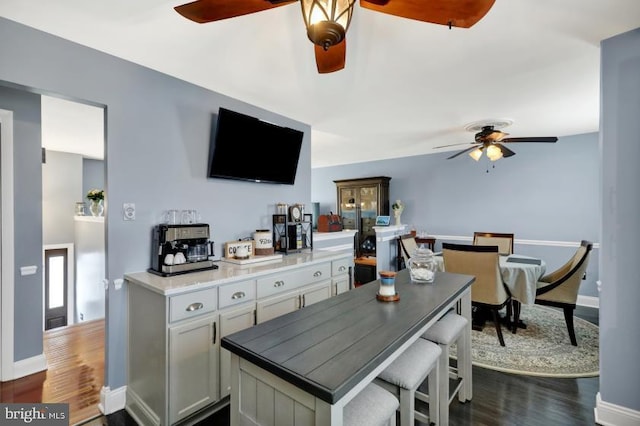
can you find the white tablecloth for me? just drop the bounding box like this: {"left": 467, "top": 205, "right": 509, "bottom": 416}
{"left": 433, "top": 254, "right": 546, "bottom": 304}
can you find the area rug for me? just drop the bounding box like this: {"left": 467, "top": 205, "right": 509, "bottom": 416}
{"left": 451, "top": 304, "right": 599, "bottom": 378}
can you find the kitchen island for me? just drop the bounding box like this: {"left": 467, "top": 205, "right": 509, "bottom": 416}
{"left": 221, "top": 269, "right": 474, "bottom": 426}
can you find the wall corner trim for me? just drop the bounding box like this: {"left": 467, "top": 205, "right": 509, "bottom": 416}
{"left": 99, "top": 385, "right": 127, "bottom": 415}
{"left": 13, "top": 354, "right": 47, "bottom": 380}
{"left": 595, "top": 392, "right": 640, "bottom": 426}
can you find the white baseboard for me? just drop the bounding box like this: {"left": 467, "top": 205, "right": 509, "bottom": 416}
{"left": 99, "top": 385, "right": 127, "bottom": 415}
{"left": 577, "top": 295, "right": 599, "bottom": 309}
{"left": 13, "top": 353, "right": 47, "bottom": 380}
{"left": 595, "top": 392, "right": 640, "bottom": 426}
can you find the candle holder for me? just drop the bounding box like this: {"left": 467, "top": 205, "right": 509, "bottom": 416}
{"left": 376, "top": 270, "right": 400, "bottom": 302}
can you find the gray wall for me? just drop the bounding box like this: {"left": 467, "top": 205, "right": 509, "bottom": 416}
{"left": 600, "top": 27, "right": 640, "bottom": 412}
{"left": 82, "top": 158, "right": 105, "bottom": 206}
{"left": 42, "top": 150, "right": 83, "bottom": 245}
{"left": 0, "top": 85, "right": 44, "bottom": 361}
{"left": 312, "top": 132, "right": 600, "bottom": 297}
{"left": 0, "top": 17, "right": 311, "bottom": 389}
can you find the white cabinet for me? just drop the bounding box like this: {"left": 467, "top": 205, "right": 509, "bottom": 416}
{"left": 126, "top": 251, "right": 354, "bottom": 425}
{"left": 256, "top": 290, "right": 301, "bottom": 324}
{"left": 301, "top": 280, "right": 332, "bottom": 307}
{"left": 169, "top": 313, "right": 219, "bottom": 424}
{"left": 219, "top": 303, "right": 256, "bottom": 397}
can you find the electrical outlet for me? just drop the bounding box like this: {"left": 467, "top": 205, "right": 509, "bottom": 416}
{"left": 123, "top": 203, "right": 136, "bottom": 221}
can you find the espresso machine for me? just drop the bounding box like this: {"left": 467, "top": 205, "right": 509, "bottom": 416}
{"left": 149, "top": 223, "right": 217, "bottom": 276}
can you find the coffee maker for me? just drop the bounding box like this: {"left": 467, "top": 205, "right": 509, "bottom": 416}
{"left": 149, "top": 223, "right": 217, "bottom": 276}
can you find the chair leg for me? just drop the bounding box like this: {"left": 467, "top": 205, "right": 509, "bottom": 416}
{"left": 563, "top": 307, "right": 578, "bottom": 346}
{"left": 491, "top": 309, "right": 505, "bottom": 346}
{"left": 512, "top": 301, "right": 521, "bottom": 334}
{"left": 399, "top": 387, "right": 414, "bottom": 426}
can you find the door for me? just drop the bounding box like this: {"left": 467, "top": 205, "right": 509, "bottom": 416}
{"left": 44, "top": 248, "right": 68, "bottom": 330}
{"left": 169, "top": 313, "right": 220, "bottom": 424}
{"left": 219, "top": 303, "right": 255, "bottom": 397}
{"left": 256, "top": 291, "right": 299, "bottom": 324}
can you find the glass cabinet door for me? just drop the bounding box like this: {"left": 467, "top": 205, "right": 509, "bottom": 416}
{"left": 339, "top": 188, "right": 358, "bottom": 230}
{"left": 359, "top": 186, "right": 379, "bottom": 238}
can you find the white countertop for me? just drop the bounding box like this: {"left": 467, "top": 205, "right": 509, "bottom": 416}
{"left": 312, "top": 229, "right": 357, "bottom": 241}
{"left": 125, "top": 249, "right": 353, "bottom": 296}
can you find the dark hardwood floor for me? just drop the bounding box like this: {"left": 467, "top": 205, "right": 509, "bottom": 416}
{"left": 86, "top": 306, "right": 599, "bottom": 426}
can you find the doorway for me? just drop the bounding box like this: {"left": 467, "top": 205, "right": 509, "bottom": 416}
{"left": 44, "top": 248, "right": 69, "bottom": 330}
{"left": 41, "top": 94, "right": 106, "bottom": 329}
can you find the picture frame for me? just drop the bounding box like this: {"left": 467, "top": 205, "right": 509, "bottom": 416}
{"left": 375, "top": 215, "right": 391, "bottom": 226}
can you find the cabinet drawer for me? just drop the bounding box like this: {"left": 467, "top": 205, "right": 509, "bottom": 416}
{"left": 170, "top": 287, "right": 218, "bottom": 323}
{"left": 332, "top": 258, "right": 351, "bottom": 276}
{"left": 257, "top": 263, "right": 331, "bottom": 299}
{"left": 218, "top": 280, "right": 256, "bottom": 309}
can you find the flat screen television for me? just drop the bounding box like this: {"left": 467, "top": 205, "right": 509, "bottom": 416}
{"left": 208, "top": 107, "right": 304, "bottom": 185}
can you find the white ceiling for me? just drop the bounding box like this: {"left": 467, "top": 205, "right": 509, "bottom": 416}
{"left": 3, "top": 0, "right": 640, "bottom": 167}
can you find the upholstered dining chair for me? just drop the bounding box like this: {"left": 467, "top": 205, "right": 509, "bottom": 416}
{"left": 534, "top": 240, "right": 593, "bottom": 346}
{"left": 398, "top": 235, "right": 418, "bottom": 269}
{"left": 442, "top": 243, "right": 512, "bottom": 346}
{"left": 473, "top": 232, "right": 515, "bottom": 256}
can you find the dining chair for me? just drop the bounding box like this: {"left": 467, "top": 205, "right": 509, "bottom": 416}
{"left": 534, "top": 240, "right": 593, "bottom": 346}
{"left": 472, "top": 232, "right": 515, "bottom": 256}
{"left": 398, "top": 235, "right": 418, "bottom": 269}
{"left": 442, "top": 242, "right": 512, "bottom": 346}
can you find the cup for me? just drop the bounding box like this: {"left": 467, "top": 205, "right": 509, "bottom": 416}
{"left": 165, "top": 210, "right": 179, "bottom": 224}
{"left": 173, "top": 252, "right": 186, "bottom": 264}
{"left": 181, "top": 210, "right": 195, "bottom": 224}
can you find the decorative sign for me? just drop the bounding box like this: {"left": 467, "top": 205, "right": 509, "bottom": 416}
{"left": 224, "top": 240, "right": 255, "bottom": 259}
{"left": 375, "top": 215, "right": 391, "bottom": 226}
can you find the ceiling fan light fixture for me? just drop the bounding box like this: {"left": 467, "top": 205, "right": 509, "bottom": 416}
{"left": 301, "top": 0, "right": 355, "bottom": 50}
{"left": 486, "top": 144, "right": 503, "bottom": 161}
{"left": 469, "top": 147, "right": 483, "bottom": 161}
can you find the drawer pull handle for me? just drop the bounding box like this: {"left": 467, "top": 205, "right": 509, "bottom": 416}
{"left": 231, "top": 291, "right": 246, "bottom": 300}
{"left": 314, "top": 271, "right": 322, "bottom": 277}
{"left": 274, "top": 281, "right": 285, "bottom": 287}
{"left": 186, "top": 302, "right": 204, "bottom": 312}
{"left": 338, "top": 266, "right": 346, "bottom": 272}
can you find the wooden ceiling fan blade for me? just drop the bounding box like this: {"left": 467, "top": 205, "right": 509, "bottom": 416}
{"left": 175, "top": 0, "right": 296, "bottom": 23}
{"left": 496, "top": 143, "right": 516, "bottom": 158}
{"left": 502, "top": 137, "right": 558, "bottom": 143}
{"left": 433, "top": 142, "right": 476, "bottom": 149}
{"left": 447, "top": 146, "right": 477, "bottom": 159}
{"left": 315, "top": 40, "right": 346, "bottom": 74}
{"left": 359, "top": 0, "right": 495, "bottom": 28}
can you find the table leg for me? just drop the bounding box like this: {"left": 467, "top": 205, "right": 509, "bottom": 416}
{"left": 458, "top": 288, "right": 473, "bottom": 402}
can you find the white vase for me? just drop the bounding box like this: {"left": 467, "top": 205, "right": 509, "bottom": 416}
{"left": 394, "top": 210, "right": 402, "bottom": 226}
{"left": 89, "top": 199, "right": 104, "bottom": 217}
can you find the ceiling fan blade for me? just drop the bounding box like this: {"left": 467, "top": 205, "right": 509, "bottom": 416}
{"left": 433, "top": 142, "right": 476, "bottom": 149}
{"left": 495, "top": 143, "right": 516, "bottom": 158}
{"left": 359, "top": 0, "right": 495, "bottom": 28}
{"left": 447, "top": 145, "right": 478, "bottom": 159}
{"left": 502, "top": 137, "right": 558, "bottom": 143}
{"left": 175, "top": 0, "right": 296, "bottom": 23}
{"left": 315, "top": 40, "right": 346, "bottom": 74}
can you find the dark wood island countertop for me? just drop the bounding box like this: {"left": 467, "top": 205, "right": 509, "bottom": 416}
{"left": 221, "top": 269, "right": 474, "bottom": 404}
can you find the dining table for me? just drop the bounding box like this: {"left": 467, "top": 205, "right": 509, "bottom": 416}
{"left": 433, "top": 253, "right": 546, "bottom": 330}
{"left": 433, "top": 253, "right": 546, "bottom": 305}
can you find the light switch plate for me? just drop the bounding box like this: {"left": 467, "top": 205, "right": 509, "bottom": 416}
{"left": 123, "top": 203, "right": 136, "bottom": 220}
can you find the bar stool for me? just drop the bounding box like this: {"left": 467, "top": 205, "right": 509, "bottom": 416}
{"left": 375, "top": 338, "right": 441, "bottom": 426}
{"left": 344, "top": 382, "right": 399, "bottom": 426}
{"left": 421, "top": 310, "right": 469, "bottom": 426}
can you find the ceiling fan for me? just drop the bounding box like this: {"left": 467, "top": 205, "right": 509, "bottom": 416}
{"left": 173, "top": 0, "right": 496, "bottom": 73}
{"left": 434, "top": 125, "right": 559, "bottom": 161}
